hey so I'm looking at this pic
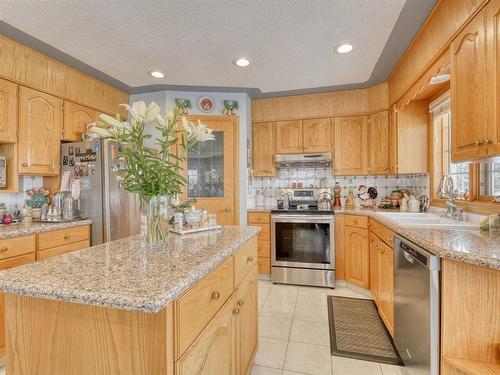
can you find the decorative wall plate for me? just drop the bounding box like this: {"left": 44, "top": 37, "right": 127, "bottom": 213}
{"left": 198, "top": 96, "right": 215, "bottom": 113}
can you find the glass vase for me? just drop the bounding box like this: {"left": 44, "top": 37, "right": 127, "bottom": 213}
{"left": 140, "top": 195, "right": 169, "bottom": 249}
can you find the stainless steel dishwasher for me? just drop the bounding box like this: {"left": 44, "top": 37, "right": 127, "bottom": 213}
{"left": 394, "top": 235, "right": 440, "bottom": 375}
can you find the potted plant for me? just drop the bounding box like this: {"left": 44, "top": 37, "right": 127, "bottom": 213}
{"left": 90, "top": 101, "right": 214, "bottom": 249}
{"left": 25, "top": 187, "right": 50, "bottom": 220}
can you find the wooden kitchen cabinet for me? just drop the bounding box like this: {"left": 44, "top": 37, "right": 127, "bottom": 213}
{"left": 276, "top": 120, "right": 303, "bottom": 154}
{"left": 368, "top": 111, "right": 390, "bottom": 174}
{"left": 176, "top": 296, "right": 236, "bottom": 375}
{"left": 63, "top": 101, "right": 99, "bottom": 142}
{"left": 0, "top": 78, "right": 18, "bottom": 143}
{"left": 344, "top": 221, "right": 369, "bottom": 289}
{"left": 235, "top": 266, "right": 258, "bottom": 375}
{"left": 334, "top": 116, "right": 368, "bottom": 175}
{"left": 18, "top": 86, "right": 62, "bottom": 176}
{"left": 451, "top": 7, "right": 489, "bottom": 162}
{"left": 252, "top": 122, "right": 276, "bottom": 177}
{"left": 0, "top": 235, "right": 36, "bottom": 357}
{"left": 487, "top": 0, "right": 500, "bottom": 156}
{"left": 248, "top": 211, "right": 271, "bottom": 275}
{"left": 302, "top": 118, "right": 332, "bottom": 153}
{"left": 390, "top": 101, "right": 429, "bottom": 174}
{"left": 369, "top": 219, "right": 394, "bottom": 336}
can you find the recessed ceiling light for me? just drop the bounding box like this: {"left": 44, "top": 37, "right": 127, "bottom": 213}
{"left": 233, "top": 57, "right": 251, "bottom": 67}
{"left": 429, "top": 73, "right": 451, "bottom": 85}
{"left": 335, "top": 43, "right": 353, "bottom": 54}
{"left": 150, "top": 71, "right": 165, "bottom": 78}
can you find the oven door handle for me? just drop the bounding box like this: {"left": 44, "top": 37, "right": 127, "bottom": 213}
{"left": 271, "top": 215, "right": 334, "bottom": 223}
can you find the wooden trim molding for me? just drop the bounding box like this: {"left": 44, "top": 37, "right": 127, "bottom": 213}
{"left": 251, "top": 83, "right": 389, "bottom": 123}
{"left": 0, "top": 35, "right": 128, "bottom": 116}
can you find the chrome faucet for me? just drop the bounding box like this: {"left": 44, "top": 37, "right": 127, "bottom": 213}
{"left": 437, "top": 174, "right": 463, "bottom": 220}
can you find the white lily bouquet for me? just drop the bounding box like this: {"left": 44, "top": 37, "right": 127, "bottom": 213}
{"left": 91, "top": 101, "right": 214, "bottom": 248}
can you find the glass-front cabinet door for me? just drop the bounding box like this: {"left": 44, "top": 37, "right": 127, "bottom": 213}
{"left": 181, "top": 116, "right": 238, "bottom": 225}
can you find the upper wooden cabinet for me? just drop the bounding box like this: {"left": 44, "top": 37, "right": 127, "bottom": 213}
{"left": 334, "top": 116, "right": 368, "bottom": 175}
{"left": 390, "top": 101, "right": 429, "bottom": 174}
{"left": 276, "top": 120, "right": 303, "bottom": 154}
{"left": 18, "top": 87, "right": 62, "bottom": 176}
{"left": 63, "top": 101, "right": 99, "bottom": 142}
{"left": 302, "top": 118, "right": 332, "bottom": 152}
{"left": 0, "top": 78, "right": 18, "bottom": 143}
{"left": 368, "top": 111, "right": 390, "bottom": 174}
{"left": 252, "top": 122, "right": 276, "bottom": 177}
{"left": 487, "top": 0, "right": 500, "bottom": 156}
{"left": 451, "top": 7, "right": 488, "bottom": 162}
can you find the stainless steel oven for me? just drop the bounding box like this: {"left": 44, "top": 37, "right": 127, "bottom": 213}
{"left": 271, "top": 213, "right": 335, "bottom": 288}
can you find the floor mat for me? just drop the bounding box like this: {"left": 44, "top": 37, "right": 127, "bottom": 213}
{"left": 327, "top": 295, "right": 403, "bottom": 366}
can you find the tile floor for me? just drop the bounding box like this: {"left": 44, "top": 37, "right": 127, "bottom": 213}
{"left": 253, "top": 280, "right": 405, "bottom": 375}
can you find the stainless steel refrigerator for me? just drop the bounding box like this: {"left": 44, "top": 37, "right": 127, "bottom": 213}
{"left": 61, "top": 139, "right": 140, "bottom": 245}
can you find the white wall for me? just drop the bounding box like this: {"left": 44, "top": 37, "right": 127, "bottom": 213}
{"left": 130, "top": 90, "right": 250, "bottom": 225}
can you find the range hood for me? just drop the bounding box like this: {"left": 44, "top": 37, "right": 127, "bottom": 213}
{"left": 275, "top": 153, "right": 332, "bottom": 168}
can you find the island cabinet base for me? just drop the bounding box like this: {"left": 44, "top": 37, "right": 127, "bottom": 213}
{"left": 4, "top": 294, "right": 173, "bottom": 375}
{"left": 3, "top": 236, "right": 259, "bottom": 375}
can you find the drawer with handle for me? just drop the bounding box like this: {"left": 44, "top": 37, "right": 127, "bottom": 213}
{"left": 175, "top": 257, "right": 234, "bottom": 359}
{"left": 248, "top": 212, "right": 270, "bottom": 224}
{"left": 0, "top": 235, "right": 36, "bottom": 261}
{"left": 234, "top": 238, "right": 258, "bottom": 287}
{"left": 37, "top": 239, "right": 90, "bottom": 260}
{"left": 345, "top": 215, "right": 368, "bottom": 229}
{"left": 370, "top": 219, "right": 394, "bottom": 247}
{"left": 38, "top": 225, "right": 90, "bottom": 251}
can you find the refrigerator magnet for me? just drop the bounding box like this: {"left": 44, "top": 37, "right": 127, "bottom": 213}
{"left": 63, "top": 156, "right": 68, "bottom": 166}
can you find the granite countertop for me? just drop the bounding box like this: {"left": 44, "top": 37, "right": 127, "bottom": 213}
{"left": 336, "top": 208, "right": 500, "bottom": 270}
{"left": 0, "top": 225, "right": 261, "bottom": 313}
{"left": 0, "top": 219, "right": 93, "bottom": 240}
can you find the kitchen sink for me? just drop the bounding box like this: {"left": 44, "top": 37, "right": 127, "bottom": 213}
{"left": 376, "top": 212, "right": 478, "bottom": 230}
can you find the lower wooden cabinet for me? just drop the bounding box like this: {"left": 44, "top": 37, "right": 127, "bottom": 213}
{"left": 344, "top": 223, "right": 370, "bottom": 289}
{"left": 176, "top": 248, "right": 259, "bottom": 375}
{"left": 235, "top": 266, "right": 258, "bottom": 375}
{"left": 0, "top": 225, "right": 90, "bottom": 358}
{"left": 176, "top": 296, "right": 237, "bottom": 375}
{"left": 369, "top": 221, "right": 395, "bottom": 336}
{"left": 248, "top": 211, "right": 271, "bottom": 275}
{"left": 0, "top": 252, "right": 36, "bottom": 357}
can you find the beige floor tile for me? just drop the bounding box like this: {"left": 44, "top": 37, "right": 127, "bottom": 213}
{"left": 284, "top": 341, "right": 332, "bottom": 375}
{"left": 331, "top": 356, "right": 382, "bottom": 375}
{"left": 0, "top": 367, "right": 4, "bottom": 375}
{"left": 260, "top": 300, "right": 295, "bottom": 320}
{"left": 283, "top": 371, "right": 310, "bottom": 375}
{"left": 296, "top": 287, "right": 327, "bottom": 306}
{"left": 251, "top": 365, "right": 283, "bottom": 375}
{"left": 267, "top": 285, "right": 299, "bottom": 303}
{"left": 380, "top": 363, "right": 406, "bottom": 375}
{"left": 289, "top": 320, "right": 330, "bottom": 346}
{"left": 326, "top": 287, "right": 359, "bottom": 299}
{"left": 259, "top": 316, "right": 293, "bottom": 340}
{"left": 293, "top": 303, "right": 329, "bottom": 323}
{"left": 254, "top": 337, "right": 288, "bottom": 369}
{"left": 259, "top": 280, "right": 274, "bottom": 288}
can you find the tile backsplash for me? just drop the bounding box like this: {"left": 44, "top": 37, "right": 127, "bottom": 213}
{"left": 248, "top": 167, "right": 429, "bottom": 208}
{"left": 0, "top": 176, "right": 44, "bottom": 211}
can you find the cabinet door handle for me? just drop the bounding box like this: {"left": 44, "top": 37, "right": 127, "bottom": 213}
{"left": 484, "top": 138, "right": 491, "bottom": 145}
{"left": 64, "top": 234, "right": 71, "bottom": 240}
{"left": 211, "top": 291, "right": 220, "bottom": 300}
{"left": 473, "top": 139, "right": 483, "bottom": 147}
{"left": 21, "top": 162, "right": 28, "bottom": 167}
{"left": 237, "top": 299, "right": 244, "bottom": 307}
{"left": 233, "top": 307, "right": 240, "bottom": 315}
{"left": 224, "top": 207, "right": 232, "bottom": 213}
{"left": 247, "top": 256, "right": 254, "bottom": 263}
{"left": 0, "top": 247, "right": 7, "bottom": 253}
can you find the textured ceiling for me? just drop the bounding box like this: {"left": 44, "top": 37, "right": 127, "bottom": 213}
{"left": 0, "top": 0, "right": 407, "bottom": 94}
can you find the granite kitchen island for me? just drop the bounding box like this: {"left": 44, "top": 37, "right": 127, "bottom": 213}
{"left": 0, "top": 225, "right": 260, "bottom": 375}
